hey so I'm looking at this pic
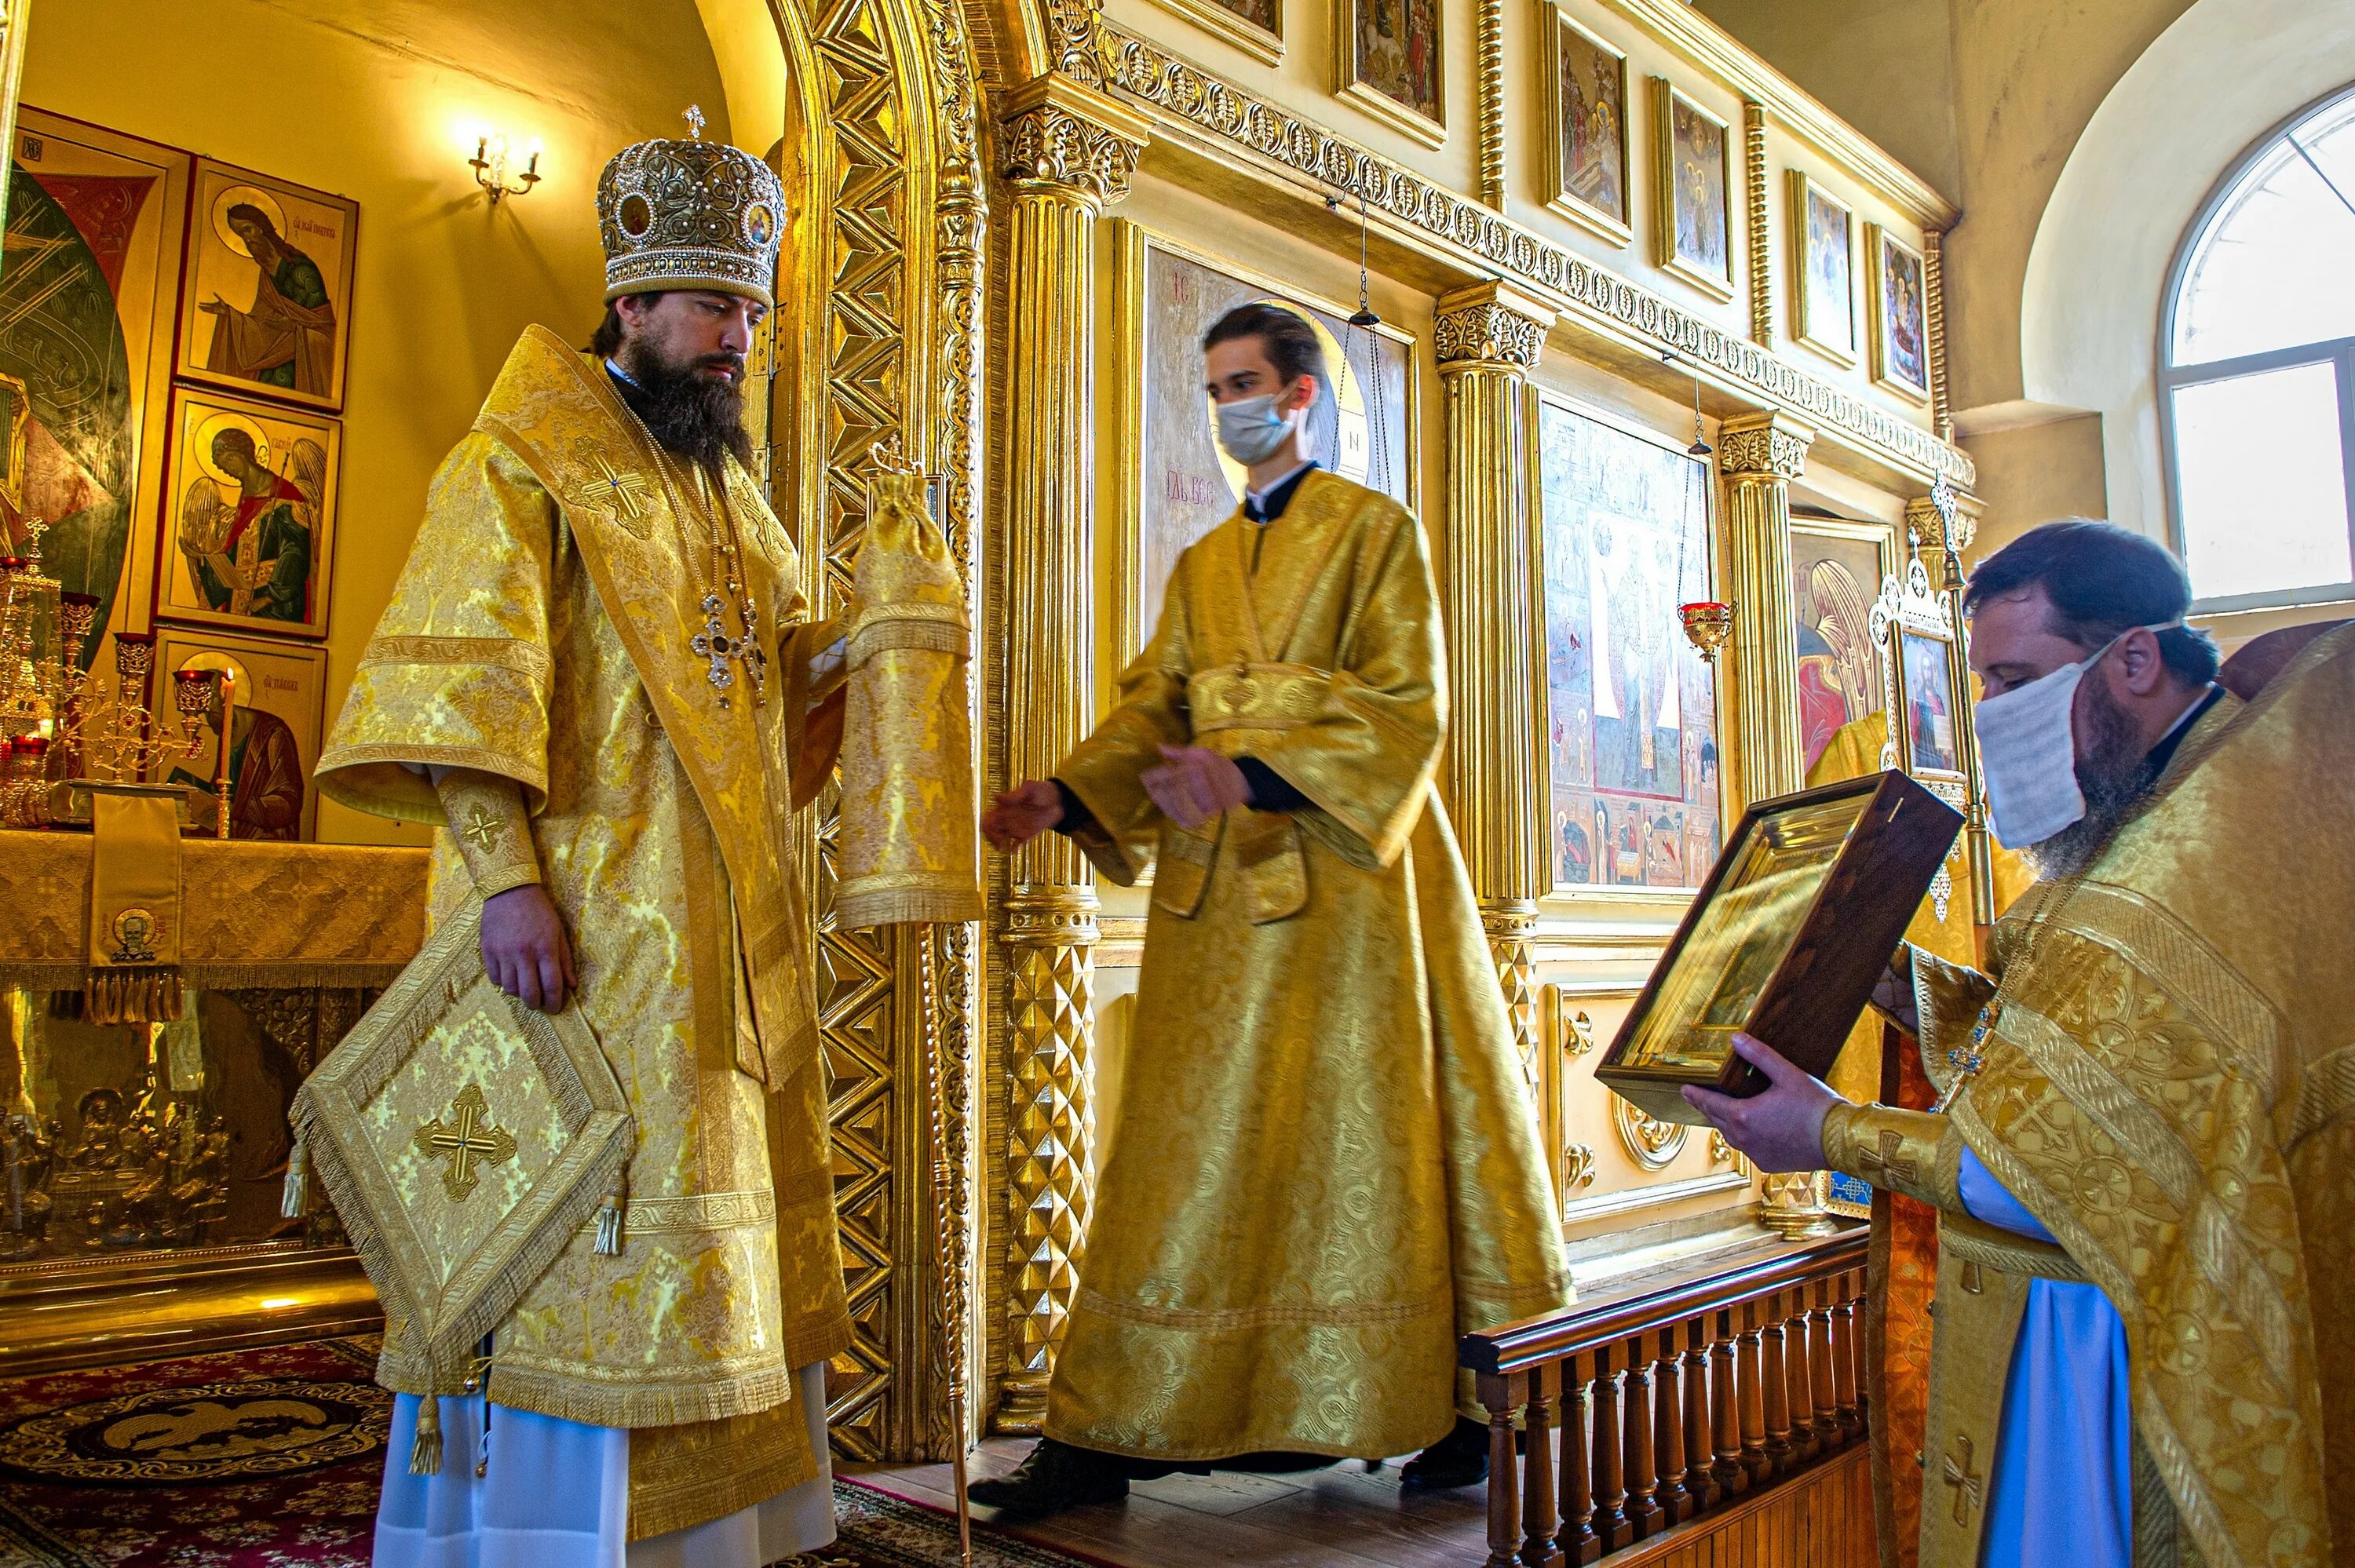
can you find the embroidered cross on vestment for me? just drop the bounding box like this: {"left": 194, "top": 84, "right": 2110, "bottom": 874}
{"left": 414, "top": 1084, "right": 517, "bottom": 1203}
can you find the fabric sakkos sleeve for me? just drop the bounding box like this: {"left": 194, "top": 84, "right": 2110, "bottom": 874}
{"left": 316, "top": 432, "right": 558, "bottom": 824}
{"left": 1051, "top": 555, "right": 1198, "bottom": 886}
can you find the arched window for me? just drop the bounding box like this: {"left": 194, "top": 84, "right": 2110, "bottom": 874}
{"left": 2162, "top": 83, "right": 2355, "bottom": 612}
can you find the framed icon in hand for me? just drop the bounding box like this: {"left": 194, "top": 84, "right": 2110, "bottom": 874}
{"left": 1595, "top": 771, "right": 1962, "bottom": 1125}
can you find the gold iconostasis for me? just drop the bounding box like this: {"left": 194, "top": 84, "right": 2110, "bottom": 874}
{"left": 0, "top": 0, "right": 1985, "bottom": 1456}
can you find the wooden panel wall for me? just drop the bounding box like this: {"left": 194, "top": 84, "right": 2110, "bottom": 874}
{"left": 1614, "top": 1446, "right": 1874, "bottom": 1568}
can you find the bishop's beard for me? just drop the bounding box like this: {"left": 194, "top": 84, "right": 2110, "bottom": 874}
{"left": 2023, "top": 676, "right": 2156, "bottom": 881}
{"left": 618, "top": 341, "right": 754, "bottom": 476}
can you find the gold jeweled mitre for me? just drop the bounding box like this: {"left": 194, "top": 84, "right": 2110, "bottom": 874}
{"left": 597, "top": 106, "right": 784, "bottom": 308}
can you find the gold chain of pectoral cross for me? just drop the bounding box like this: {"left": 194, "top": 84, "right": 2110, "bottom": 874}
{"left": 658, "top": 455, "right": 766, "bottom": 709}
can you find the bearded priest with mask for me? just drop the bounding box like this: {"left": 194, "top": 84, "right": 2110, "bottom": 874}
{"left": 1689, "top": 520, "right": 2354, "bottom": 1568}
{"left": 976, "top": 302, "right": 1568, "bottom": 1518}
{"left": 319, "top": 121, "right": 860, "bottom": 1565}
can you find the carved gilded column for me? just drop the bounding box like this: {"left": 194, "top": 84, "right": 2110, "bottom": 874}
{"left": 1714, "top": 412, "right": 1812, "bottom": 812}
{"left": 1743, "top": 103, "right": 1770, "bottom": 345}
{"left": 1434, "top": 281, "right": 1555, "bottom": 1103}
{"left": 1924, "top": 230, "right": 1955, "bottom": 442}
{"left": 1476, "top": 0, "right": 1506, "bottom": 208}
{"left": 1717, "top": 411, "right": 1831, "bottom": 1236}
{"left": 993, "top": 74, "right": 1148, "bottom": 1431}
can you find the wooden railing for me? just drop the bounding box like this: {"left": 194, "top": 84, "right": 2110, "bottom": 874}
{"left": 1460, "top": 1227, "right": 1871, "bottom": 1566}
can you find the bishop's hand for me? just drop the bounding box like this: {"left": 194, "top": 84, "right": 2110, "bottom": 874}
{"left": 482, "top": 883, "right": 577, "bottom": 1014}
{"left": 1141, "top": 745, "right": 1251, "bottom": 830}
{"left": 1681, "top": 1033, "right": 1845, "bottom": 1173}
{"left": 983, "top": 779, "right": 1065, "bottom": 853}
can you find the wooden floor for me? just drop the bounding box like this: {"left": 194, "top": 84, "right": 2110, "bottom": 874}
{"left": 849, "top": 1438, "right": 1492, "bottom": 1568}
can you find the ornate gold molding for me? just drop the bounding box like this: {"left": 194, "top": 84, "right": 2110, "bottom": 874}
{"left": 1000, "top": 75, "right": 1152, "bottom": 206}
{"left": 1046, "top": 0, "right": 1108, "bottom": 86}
{"left": 1612, "top": 1092, "right": 1689, "bottom": 1170}
{"left": 1924, "top": 228, "right": 1954, "bottom": 442}
{"left": 1717, "top": 414, "right": 1811, "bottom": 480}
{"left": 1433, "top": 279, "right": 1553, "bottom": 367}
{"left": 1476, "top": 0, "right": 1505, "bottom": 208}
{"left": 1096, "top": 24, "right": 1975, "bottom": 490}
{"left": 1743, "top": 102, "right": 1771, "bottom": 346}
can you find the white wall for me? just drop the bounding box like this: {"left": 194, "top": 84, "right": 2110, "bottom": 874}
{"left": 2019, "top": 0, "right": 2355, "bottom": 541}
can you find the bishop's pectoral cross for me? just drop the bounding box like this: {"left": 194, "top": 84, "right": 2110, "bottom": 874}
{"left": 414, "top": 1083, "right": 517, "bottom": 1203}
{"left": 691, "top": 594, "right": 767, "bottom": 709}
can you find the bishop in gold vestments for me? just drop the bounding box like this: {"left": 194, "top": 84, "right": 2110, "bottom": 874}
{"left": 319, "top": 129, "right": 853, "bottom": 1561}
{"left": 1042, "top": 465, "right": 1568, "bottom": 1465}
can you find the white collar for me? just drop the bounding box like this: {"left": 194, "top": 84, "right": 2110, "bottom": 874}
{"left": 1243, "top": 460, "right": 1314, "bottom": 511}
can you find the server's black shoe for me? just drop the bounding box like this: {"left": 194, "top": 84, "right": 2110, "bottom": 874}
{"left": 968, "top": 1439, "right": 1131, "bottom": 1519}
{"left": 1400, "top": 1417, "right": 1490, "bottom": 1491}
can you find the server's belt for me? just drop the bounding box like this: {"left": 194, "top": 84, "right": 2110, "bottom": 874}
{"left": 1189, "top": 662, "right": 1330, "bottom": 734}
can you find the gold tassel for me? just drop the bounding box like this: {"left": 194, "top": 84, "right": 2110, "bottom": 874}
{"left": 280, "top": 1140, "right": 309, "bottom": 1220}
{"left": 593, "top": 1168, "right": 626, "bottom": 1256}
{"left": 82, "top": 968, "right": 184, "bottom": 1026}
{"left": 409, "top": 1393, "right": 444, "bottom": 1476}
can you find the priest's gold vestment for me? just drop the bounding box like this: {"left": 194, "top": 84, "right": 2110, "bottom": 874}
{"left": 316, "top": 326, "right": 847, "bottom": 1537}
{"left": 1048, "top": 469, "right": 1570, "bottom": 1462}
{"left": 1822, "top": 623, "right": 2355, "bottom": 1568}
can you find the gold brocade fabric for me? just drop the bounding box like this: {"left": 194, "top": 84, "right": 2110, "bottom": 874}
{"left": 835, "top": 471, "right": 981, "bottom": 928}
{"left": 1834, "top": 625, "right": 2355, "bottom": 1568}
{"left": 83, "top": 791, "right": 185, "bottom": 1023}
{"left": 1047, "top": 472, "right": 1569, "bottom": 1461}
{"left": 315, "top": 330, "right": 852, "bottom": 1535}
{"left": 0, "top": 831, "right": 426, "bottom": 990}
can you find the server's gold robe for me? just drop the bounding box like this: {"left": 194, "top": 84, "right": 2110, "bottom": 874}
{"left": 1046, "top": 469, "right": 1569, "bottom": 1462}
{"left": 1822, "top": 622, "right": 2355, "bottom": 1568}
{"left": 316, "top": 326, "right": 847, "bottom": 1538}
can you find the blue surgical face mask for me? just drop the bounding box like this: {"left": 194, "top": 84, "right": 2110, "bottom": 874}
{"left": 1214, "top": 391, "right": 1298, "bottom": 465}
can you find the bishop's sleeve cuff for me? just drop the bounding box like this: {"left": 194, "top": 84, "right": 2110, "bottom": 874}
{"left": 434, "top": 769, "right": 541, "bottom": 898}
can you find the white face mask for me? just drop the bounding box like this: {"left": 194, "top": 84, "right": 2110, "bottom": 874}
{"left": 1971, "top": 621, "right": 2179, "bottom": 848}
{"left": 1214, "top": 391, "right": 1299, "bottom": 466}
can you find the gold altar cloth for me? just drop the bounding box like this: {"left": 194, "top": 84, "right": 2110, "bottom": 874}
{"left": 0, "top": 830, "right": 427, "bottom": 990}
{"left": 1826, "top": 622, "right": 2355, "bottom": 1568}
{"left": 316, "top": 328, "right": 848, "bottom": 1536}
{"left": 1048, "top": 470, "right": 1569, "bottom": 1462}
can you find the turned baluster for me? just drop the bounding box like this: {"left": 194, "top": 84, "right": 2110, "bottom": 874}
{"left": 1480, "top": 1371, "right": 1522, "bottom": 1568}
{"left": 1683, "top": 1317, "right": 1721, "bottom": 1510}
{"left": 1831, "top": 1268, "right": 1864, "bottom": 1439}
{"left": 1808, "top": 1277, "right": 1842, "bottom": 1451}
{"left": 1760, "top": 1289, "right": 1795, "bottom": 1474}
{"left": 1785, "top": 1289, "right": 1820, "bottom": 1463}
{"left": 1711, "top": 1305, "right": 1749, "bottom": 1497}
{"left": 1559, "top": 1352, "right": 1601, "bottom": 1565}
{"left": 1524, "top": 1361, "right": 1564, "bottom": 1568}
{"left": 1653, "top": 1326, "right": 1692, "bottom": 1524}
{"left": 1622, "top": 1333, "right": 1663, "bottom": 1537}
{"left": 1590, "top": 1342, "right": 1630, "bottom": 1551}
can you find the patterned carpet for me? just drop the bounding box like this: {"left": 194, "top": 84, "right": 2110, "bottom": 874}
{"left": 0, "top": 1340, "right": 1104, "bottom": 1568}
{"left": 0, "top": 1337, "right": 388, "bottom": 1566}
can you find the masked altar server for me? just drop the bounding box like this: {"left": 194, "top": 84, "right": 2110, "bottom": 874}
{"left": 1693, "top": 521, "right": 2353, "bottom": 1568}
{"left": 977, "top": 302, "right": 1570, "bottom": 1517}
{"left": 318, "top": 122, "right": 856, "bottom": 1565}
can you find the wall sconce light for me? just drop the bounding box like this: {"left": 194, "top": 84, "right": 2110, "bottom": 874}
{"left": 469, "top": 133, "right": 542, "bottom": 205}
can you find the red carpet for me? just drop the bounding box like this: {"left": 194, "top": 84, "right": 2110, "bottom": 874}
{"left": 0, "top": 1337, "right": 385, "bottom": 1566}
